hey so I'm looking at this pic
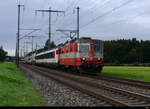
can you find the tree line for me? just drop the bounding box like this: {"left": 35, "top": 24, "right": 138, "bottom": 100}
{"left": 104, "top": 38, "right": 150, "bottom": 64}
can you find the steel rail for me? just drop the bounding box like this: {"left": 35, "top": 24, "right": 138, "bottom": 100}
{"left": 96, "top": 75, "right": 150, "bottom": 89}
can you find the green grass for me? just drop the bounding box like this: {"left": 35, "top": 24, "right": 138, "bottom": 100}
{"left": 0, "top": 62, "right": 45, "bottom": 106}
{"left": 100, "top": 66, "right": 150, "bottom": 82}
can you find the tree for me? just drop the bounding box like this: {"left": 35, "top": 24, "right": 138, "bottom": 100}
{"left": 0, "top": 46, "right": 7, "bottom": 62}
{"left": 126, "top": 48, "right": 137, "bottom": 63}
{"left": 44, "top": 39, "right": 56, "bottom": 50}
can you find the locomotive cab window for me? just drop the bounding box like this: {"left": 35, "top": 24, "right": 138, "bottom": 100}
{"left": 78, "top": 43, "right": 90, "bottom": 52}
{"left": 93, "top": 42, "right": 101, "bottom": 52}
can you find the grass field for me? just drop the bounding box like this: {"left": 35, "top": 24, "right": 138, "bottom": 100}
{"left": 100, "top": 66, "right": 150, "bottom": 82}
{"left": 0, "top": 62, "right": 45, "bottom": 106}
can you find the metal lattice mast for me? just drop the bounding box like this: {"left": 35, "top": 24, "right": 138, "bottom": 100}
{"left": 35, "top": 7, "right": 65, "bottom": 49}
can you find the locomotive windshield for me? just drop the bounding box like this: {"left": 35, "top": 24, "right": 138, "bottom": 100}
{"left": 78, "top": 44, "right": 90, "bottom": 52}
{"left": 93, "top": 42, "right": 101, "bottom": 52}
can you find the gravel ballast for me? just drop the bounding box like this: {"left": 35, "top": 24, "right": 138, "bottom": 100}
{"left": 20, "top": 66, "right": 110, "bottom": 106}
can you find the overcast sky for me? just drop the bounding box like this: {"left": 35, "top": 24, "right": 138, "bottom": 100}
{"left": 0, "top": 0, "right": 150, "bottom": 56}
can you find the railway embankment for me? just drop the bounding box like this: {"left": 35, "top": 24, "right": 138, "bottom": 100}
{"left": 20, "top": 64, "right": 110, "bottom": 106}
{"left": 20, "top": 64, "right": 150, "bottom": 106}
{"left": 0, "top": 62, "right": 44, "bottom": 106}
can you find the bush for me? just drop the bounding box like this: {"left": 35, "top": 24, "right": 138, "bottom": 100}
{"left": 0, "top": 46, "right": 7, "bottom": 62}
{"left": 142, "top": 63, "right": 150, "bottom": 67}
{"left": 133, "top": 62, "right": 139, "bottom": 66}
{"left": 113, "top": 60, "right": 120, "bottom": 66}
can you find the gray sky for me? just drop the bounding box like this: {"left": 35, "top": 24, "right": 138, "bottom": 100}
{"left": 0, "top": 0, "right": 150, "bottom": 56}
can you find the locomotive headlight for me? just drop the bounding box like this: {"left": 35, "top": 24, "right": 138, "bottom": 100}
{"left": 98, "top": 58, "right": 101, "bottom": 60}
{"left": 82, "top": 58, "right": 86, "bottom": 60}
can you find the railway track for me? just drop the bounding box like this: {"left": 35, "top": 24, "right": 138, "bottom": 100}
{"left": 58, "top": 67, "right": 150, "bottom": 90}
{"left": 95, "top": 75, "right": 150, "bottom": 89}
{"left": 39, "top": 64, "right": 150, "bottom": 89}
{"left": 21, "top": 64, "right": 150, "bottom": 106}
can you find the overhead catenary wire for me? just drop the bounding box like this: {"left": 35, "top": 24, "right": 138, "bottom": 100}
{"left": 78, "top": 0, "right": 111, "bottom": 19}
{"left": 57, "top": 0, "right": 109, "bottom": 26}
{"left": 80, "top": 0, "right": 135, "bottom": 29}
{"left": 54, "top": 0, "right": 112, "bottom": 35}
{"left": 98, "top": 10, "right": 150, "bottom": 28}
{"left": 53, "top": 0, "right": 81, "bottom": 28}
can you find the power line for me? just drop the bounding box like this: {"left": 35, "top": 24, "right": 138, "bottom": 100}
{"left": 55, "top": 0, "right": 111, "bottom": 33}
{"left": 96, "top": 10, "right": 150, "bottom": 29}
{"left": 53, "top": 0, "right": 80, "bottom": 29}
{"left": 79, "top": 0, "right": 111, "bottom": 18}
{"left": 20, "top": 29, "right": 40, "bottom": 40}
{"left": 80, "top": 0, "right": 135, "bottom": 29}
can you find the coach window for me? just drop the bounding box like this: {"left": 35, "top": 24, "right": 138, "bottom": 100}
{"left": 42, "top": 55, "right": 44, "bottom": 59}
{"left": 52, "top": 52, "right": 55, "bottom": 58}
{"left": 45, "top": 54, "right": 47, "bottom": 59}
{"left": 49, "top": 52, "right": 54, "bottom": 58}
{"left": 49, "top": 53, "right": 51, "bottom": 58}
{"left": 53, "top": 52, "right": 55, "bottom": 58}
{"left": 50, "top": 52, "right": 52, "bottom": 58}
{"left": 43, "top": 54, "right": 45, "bottom": 59}
{"left": 53, "top": 51, "right": 55, "bottom": 58}
{"left": 56, "top": 50, "right": 60, "bottom": 54}
{"left": 45, "top": 53, "right": 47, "bottom": 59}
{"left": 46, "top": 53, "right": 49, "bottom": 58}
